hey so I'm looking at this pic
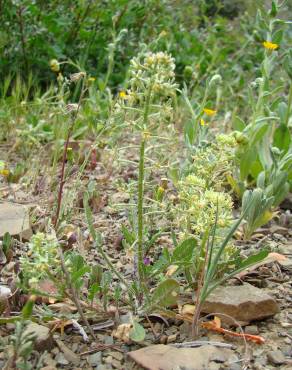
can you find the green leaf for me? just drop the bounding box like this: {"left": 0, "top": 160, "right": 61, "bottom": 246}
{"left": 232, "top": 116, "right": 246, "bottom": 131}
{"left": 149, "top": 279, "right": 180, "bottom": 309}
{"left": 205, "top": 249, "right": 269, "bottom": 299}
{"left": 256, "top": 171, "right": 265, "bottom": 189}
{"left": 278, "top": 102, "right": 287, "bottom": 124}
{"left": 172, "top": 237, "right": 197, "bottom": 263}
{"left": 121, "top": 224, "right": 135, "bottom": 245}
{"left": 274, "top": 125, "right": 290, "bottom": 153}
{"left": 21, "top": 298, "right": 35, "bottom": 319}
{"left": 129, "top": 321, "right": 146, "bottom": 342}
{"left": 2, "top": 232, "right": 12, "bottom": 255}
{"left": 236, "top": 249, "right": 269, "bottom": 269}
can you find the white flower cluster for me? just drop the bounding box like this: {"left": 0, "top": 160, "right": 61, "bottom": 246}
{"left": 129, "top": 51, "right": 177, "bottom": 100}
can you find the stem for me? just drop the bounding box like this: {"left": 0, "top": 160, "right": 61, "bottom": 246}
{"left": 54, "top": 79, "right": 86, "bottom": 228}
{"left": 137, "top": 138, "right": 146, "bottom": 282}
{"left": 285, "top": 82, "right": 292, "bottom": 126}
{"left": 192, "top": 230, "right": 210, "bottom": 338}
{"left": 137, "top": 83, "right": 153, "bottom": 283}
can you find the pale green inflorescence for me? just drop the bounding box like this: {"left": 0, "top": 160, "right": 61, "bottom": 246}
{"left": 177, "top": 133, "right": 236, "bottom": 257}
{"left": 113, "top": 51, "right": 178, "bottom": 128}
{"left": 189, "top": 133, "right": 236, "bottom": 189}
{"left": 20, "top": 232, "right": 60, "bottom": 287}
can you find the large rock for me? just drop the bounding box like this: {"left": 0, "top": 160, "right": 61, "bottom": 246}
{"left": 0, "top": 202, "right": 32, "bottom": 240}
{"left": 201, "top": 283, "right": 279, "bottom": 324}
{"left": 23, "top": 322, "right": 54, "bottom": 351}
{"left": 128, "top": 344, "right": 237, "bottom": 370}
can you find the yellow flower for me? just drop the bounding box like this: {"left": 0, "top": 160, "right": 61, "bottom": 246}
{"left": 262, "top": 41, "right": 278, "bottom": 50}
{"left": 119, "top": 91, "right": 128, "bottom": 99}
{"left": 203, "top": 108, "right": 217, "bottom": 116}
{"left": 0, "top": 169, "right": 9, "bottom": 176}
{"left": 88, "top": 77, "right": 96, "bottom": 83}
{"left": 200, "top": 118, "right": 205, "bottom": 126}
{"left": 50, "top": 59, "right": 60, "bottom": 73}
{"left": 142, "top": 131, "right": 151, "bottom": 140}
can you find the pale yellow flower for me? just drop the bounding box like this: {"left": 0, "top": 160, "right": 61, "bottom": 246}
{"left": 262, "top": 41, "right": 278, "bottom": 50}
{"left": 50, "top": 59, "right": 60, "bottom": 73}
{"left": 88, "top": 77, "right": 96, "bottom": 83}
{"left": 203, "top": 108, "right": 217, "bottom": 116}
{"left": 0, "top": 169, "right": 9, "bottom": 176}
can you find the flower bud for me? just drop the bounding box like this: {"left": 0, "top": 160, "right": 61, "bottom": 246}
{"left": 50, "top": 59, "right": 60, "bottom": 73}
{"left": 208, "top": 74, "right": 222, "bottom": 89}
{"left": 183, "top": 66, "right": 193, "bottom": 80}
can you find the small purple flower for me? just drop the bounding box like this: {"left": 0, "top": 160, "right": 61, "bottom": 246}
{"left": 143, "top": 257, "right": 151, "bottom": 265}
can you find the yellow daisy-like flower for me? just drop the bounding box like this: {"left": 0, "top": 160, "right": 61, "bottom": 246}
{"left": 200, "top": 118, "right": 205, "bottom": 126}
{"left": 262, "top": 41, "right": 279, "bottom": 50}
{"left": 203, "top": 108, "right": 217, "bottom": 116}
{"left": 119, "top": 91, "right": 128, "bottom": 99}
{"left": 0, "top": 169, "right": 9, "bottom": 176}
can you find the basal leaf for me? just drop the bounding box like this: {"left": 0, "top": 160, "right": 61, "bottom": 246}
{"left": 149, "top": 279, "right": 180, "bottom": 310}
{"left": 129, "top": 321, "right": 146, "bottom": 342}
{"left": 172, "top": 237, "right": 197, "bottom": 263}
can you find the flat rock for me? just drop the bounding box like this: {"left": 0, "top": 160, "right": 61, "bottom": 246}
{"left": 201, "top": 283, "right": 279, "bottom": 324}
{"left": 128, "top": 344, "right": 235, "bottom": 370}
{"left": 267, "top": 350, "right": 286, "bottom": 365}
{"left": 24, "top": 322, "right": 54, "bottom": 351}
{"left": 0, "top": 202, "right": 32, "bottom": 240}
{"left": 55, "top": 339, "right": 79, "bottom": 365}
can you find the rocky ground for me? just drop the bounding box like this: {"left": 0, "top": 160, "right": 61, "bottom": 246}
{"left": 0, "top": 146, "right": 292, "bottom": 370}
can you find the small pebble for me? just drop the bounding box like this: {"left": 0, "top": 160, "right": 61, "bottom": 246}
{"left": 159, "top": 335, "right": 167, "bottom": 344}
{"left": 104, "top": 356, "right": 113, "bottom": 364}
{"left": 55, "top": 353, "right": 69, "bottom": 366}
{"left": 109, "top": 351, "right": 123, "bottom": 361}
{"left": 111, "top": 359, "right": 121, "bottom": 369}
{"left": 267, "top": 350, "right": 286, "bottom": 365}
{"left": 244, "top": 325, "right": 259, "bottom": 335}
{"left": 104, "top": 336, "right": 114, "bottom": 345}
{"left": 88, "top": 352, "right": 102, "bottom": 366}
{"left": 167, "top": 334, "right": 177, "bottom": 344}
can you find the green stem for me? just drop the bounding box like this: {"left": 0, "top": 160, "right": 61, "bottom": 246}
{"left": 285, "top": 82, "right": 292, "bottom": 126}
{"left": 137, "top": 83, "right": 153, "bottom": 283}
{"left": 137, "top": 138, "right": 146, "bottom": 281}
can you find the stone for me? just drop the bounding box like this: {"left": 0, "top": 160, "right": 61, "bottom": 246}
{"left": 128, "top": 344, "right": 236, "bottom": 370}
{"left": 23, "top": 322, "right": 54, "bottom": 351}
{"left": 111, "top": 359, "right": 121, "bottom": 369}
{"left": 0, "top": 202, "right": 32, "bottom": 240}
{"left": 103, "top": 335, "right": 114, "bottom": 345}
{"left": 55, "top": 352, "right": 69, "bottom": 365}
{"left": 267, "top": 350, "right": 286, "bottom": 366}
{"left": 167, "top": 334, "right": 177, "bottom": 344}
{"left": 109, "top": 351, "right": 123, "bottom": 361}
{"left": 244, "top": 325, "right": 259, "bottom": 335}
{"left": 88, "top": 352, "right": 102, "bottom": 366}
{"left": 55, "top": 339, "right": 79, "bottom": 365}
{"left": 201, "top": 284, "right": 279, "bottom": 324}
